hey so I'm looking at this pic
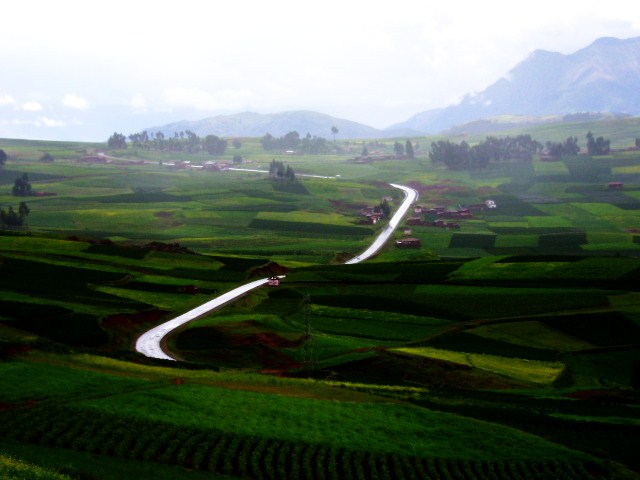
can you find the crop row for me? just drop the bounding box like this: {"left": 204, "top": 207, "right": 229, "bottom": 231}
{"left": 0, "top": 405, "right": 611, "bottom": 479}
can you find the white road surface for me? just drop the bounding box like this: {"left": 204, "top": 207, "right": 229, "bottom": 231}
{"left": 135, "top": 183, "right": 418, "bottom": 360}
{"left": 345, "top": 183, "right": 418, "bottom": 264}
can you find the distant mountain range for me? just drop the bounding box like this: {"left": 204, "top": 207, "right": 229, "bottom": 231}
{"left": 147, "top": 110, "right": 420, "bottom": 140}
{"left": 148, "top": 36, "right": 640, "bottom": 139}
{"left": 390, "top": 36, "right": 640, "bottom": 134}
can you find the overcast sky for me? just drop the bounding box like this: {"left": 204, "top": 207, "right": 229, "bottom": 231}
{"left": 2, "top": 0, "right": 640, "bottom": 141}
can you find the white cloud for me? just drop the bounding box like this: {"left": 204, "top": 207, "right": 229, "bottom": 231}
{"left": 0, "top": 94, "right": 16, "bottom": 106}
{"left": 22, "top": 101, "right": 43, "bottom": 111}
{"left": 38, "top": 116, "right": 65, "bottom": 127}
{"left": 62, "top": 93, "right": 89, "bottom": 110}
{"left": 0, "top": 116, "right": 65, "bottom": 127}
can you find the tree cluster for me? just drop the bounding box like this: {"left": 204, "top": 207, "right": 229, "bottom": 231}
{"left": 261, "top": 131, "right": 331, "bottom": 154}
{"left": 126, "top": 130, "right": 227, "bottom": 155}
{"left": 203, "top": 135, "right": 228, "bottom": 155}
{"left": 430, "top": 135, "right": 542, "bottom": 171}
{"left": 268, "top": 159, "right": 296, "bottom": 182}
{"left": 545, "top": 137, "right": 580, "bottom": 159}
{"left": 391, "top": 140, "right": 415, "bottom": 158}
{"left": 0, "top": 202, "right": 29, "bottom": 227}
{"left": 586, "top": 131, "right": 611, "bottom": 156}
{"left": 12, "top": 173, "right": 32, "bottom": 196}
{"left": 107, "top": 132, "right": 127, "bottom": 149}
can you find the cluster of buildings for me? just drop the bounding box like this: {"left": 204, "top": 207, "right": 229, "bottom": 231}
{"left": 396, "top": 199, "right": 497, "bottom": 249}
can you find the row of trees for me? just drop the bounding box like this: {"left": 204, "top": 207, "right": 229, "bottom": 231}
{"left": 545, "top": 137, "right": 580, "bottom": 159}
{"left": 544, "top": 131, "right": 612, "bottom": 157}
{"left": 111, "top": 131, "right": 229, "bottom": 155}
{"left": 430, "top": 131, "right": 623, "bottom": 170}
{"left": 0, "top": 202, "right": 29, "bottom": 227}
{"left": 391, "top": 140, "right": 415, "bottom": 158}
{"left": 430, "top": 135, "right": 542, "bottom": 170}
{"left": 261, "top": 131, "right": 332, "bottom": 154}
{"left": 586, "top": 131, "right": 611, "bottom": 156}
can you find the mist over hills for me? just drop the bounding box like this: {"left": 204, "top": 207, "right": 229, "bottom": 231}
{"left": 147, "top": 110, "right": 420, "bottom": 140}
{"left": 145, "top": 36, "right": 640, "bottom": 140}
{"left": 389, "top": 36, "right": 640, "bottom": 134}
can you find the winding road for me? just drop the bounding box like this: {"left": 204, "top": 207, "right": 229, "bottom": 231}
{"left": 135, "top": 183, "right": 418, "bottom": 360}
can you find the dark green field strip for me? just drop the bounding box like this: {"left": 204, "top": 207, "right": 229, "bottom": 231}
{"left": 3, "top": 313, "right": 107, "bottom": 348}
{"left": 414, "top": 394, "right": 640, "bottom": 475}
{"left": 311, "top": 294, "right": 460, "bottom": 321}
{"left": 421, "top": 332, "right": 559, "bottom": 361}
{"left": 0, "top": 169, "right": 65, "bottom": 184}
{"left": 540, "top": 312, "right": 640, "bottom": 347}
{"left": 0, "top": 405, "right": 614, "bottom": 480}
{"left": 487, "top": 227, "right": 578, "bottom": 234}
{"left": 120, "top": 281, "right": 217, "bottom": 295}
{"left": 289, "top": 261, "right": 465, "bottom": 285}
{"left": 249, "top": 218, "right": 373, "bottom": 236}
{"left": 208, "top": 255, "right": 271, "bottom": 271}
{"left": 449, "top": 234, "right": 497, "bottom": 249}
{"left": 312, "top": 315, "right": 447, "bottom": 342}
{"left": 538, "top": 232, "right": 588, "bottom": 247}
{"left": 0, "top": 256, "right": 127, "bottom": 285}
{"left": 83, "top": 244, "right": 150, "bottom": 259}
{"left": 494, "top": 255, "right": 587, "bottom": 263}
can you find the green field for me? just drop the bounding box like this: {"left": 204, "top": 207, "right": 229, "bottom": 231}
{"left": 1, "top": 134, "right": 640, "bottom": 479}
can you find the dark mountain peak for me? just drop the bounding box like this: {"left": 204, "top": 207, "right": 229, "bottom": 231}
{"left": 390, "top": 36, "right": 640, "bottom": 134}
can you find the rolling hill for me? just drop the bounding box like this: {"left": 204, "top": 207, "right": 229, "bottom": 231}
{"left": 147, "top": 110, "right": 420, "bottom": 140}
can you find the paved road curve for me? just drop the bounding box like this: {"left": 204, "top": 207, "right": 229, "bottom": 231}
{"left": 135, "top": 183, "right": 418, "bottom": 360}
{"left": 345, "top": 183, "right": 418, "bottom": 264}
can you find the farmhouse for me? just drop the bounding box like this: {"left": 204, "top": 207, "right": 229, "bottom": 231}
{"left": 406, "top": 217, "right": 423, "bottom": 226}
{"left": 608, "top": 182, "right": 624, "bottom": 189}
{"left": 396, "top": 238, "right": 421, "bottom": 248}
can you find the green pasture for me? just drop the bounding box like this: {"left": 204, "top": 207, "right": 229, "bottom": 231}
{"left": 468, "top": 320, "right": 595, "bottom": 352}
{"left": 392, "top": 347, "right": 565, "bottom": 385}
{"left": 72, "top": 381, "right": 581, "bottom": 461}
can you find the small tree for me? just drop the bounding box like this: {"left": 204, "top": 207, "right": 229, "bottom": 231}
{"left": 331, "top": 126, "right": 338, "bottom": 144}
{"left": 393, "top": 141, "right": 404, "bottom": 157}
{"left": 39, "top": 152, "right": 54, "bottom": 162}
{"left": 12, "top": 173, "right": 32, "bottom": 196}
{"left": 0, "top": 149, "right": 6, "bottom": 166}
{"left": 361, "top": 145, "right": 369, "bottom": 157}
{"left": 405, "top": 140, "right": 415, "bottom": 159}
{"left": 232, "top": 154, "right": 243, "bottom": 164}
{"left": 379, "top": 198, "right": 391, "bottom": 217}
